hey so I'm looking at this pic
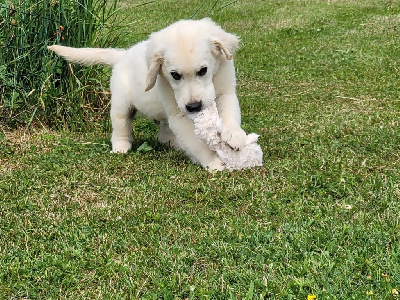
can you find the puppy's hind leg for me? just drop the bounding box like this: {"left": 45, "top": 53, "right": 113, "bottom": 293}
{"left": 156, "top": 119, "right": 178, "bottom": 148}
{"left": 110, "top": 92, "right": 136, "bottom": 153}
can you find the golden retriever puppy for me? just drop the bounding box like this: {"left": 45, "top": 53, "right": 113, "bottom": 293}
{"left": 48, "top": 18, "right": 247, "bottom": 171}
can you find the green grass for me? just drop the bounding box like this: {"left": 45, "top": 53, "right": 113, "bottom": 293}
{"left": 0, "top": 0, "right": 126, "bottom": 129}
{"left": 1, "top": 0, "right": 400, "bottom": 298}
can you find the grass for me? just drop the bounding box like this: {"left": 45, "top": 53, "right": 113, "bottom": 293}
{"left": 0, "top": 0, "right": 125, "bottom": 129}
{"left": 1, "top": 0, "right": 400, "bottom": 298}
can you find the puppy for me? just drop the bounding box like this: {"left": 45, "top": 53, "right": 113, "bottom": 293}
{"left": 48, "top": 18, "right": 247, "bottom": 171}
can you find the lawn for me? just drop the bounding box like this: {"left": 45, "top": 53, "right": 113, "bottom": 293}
{"left": 1, "top": 0, "right": 400, "bottom": 298}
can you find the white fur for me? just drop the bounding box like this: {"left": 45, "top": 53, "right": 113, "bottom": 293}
{"left": 48, "top": 18, "right": 248, "bottom": 171}
{"left": 191, "top": 101, "right": 263, "bottom": 171}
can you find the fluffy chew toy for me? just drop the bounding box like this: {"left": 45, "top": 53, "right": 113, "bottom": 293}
{"left": 191, "top": 102, "right": 263, "bottom": 171}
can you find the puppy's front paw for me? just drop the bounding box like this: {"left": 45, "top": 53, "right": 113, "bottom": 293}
{"left": 207, "top": 157, "right": 225, "bottom": 172}
{"left": 221, "top": 127, "right": 247, "bottom": 151}
{"left": 111, "top": 140, "right": 132, "bottom": 153}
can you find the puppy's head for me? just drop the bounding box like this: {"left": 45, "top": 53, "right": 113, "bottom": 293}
{"left": 145, "top": 18, "right": 239, "bottom": 116}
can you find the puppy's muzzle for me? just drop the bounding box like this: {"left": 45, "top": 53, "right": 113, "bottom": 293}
{"left": 186, "top": 101, "right": 202, "bottom": 113}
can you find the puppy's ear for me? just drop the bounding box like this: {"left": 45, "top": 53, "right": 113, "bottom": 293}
{"left": 145, "top": 55, "right": 163, "bottom": 92}
{"left": 213, "top": 40, "right": 235, "bottom": 60}
{"left": 209, "top": 23, "right": 240, "bottom": 60}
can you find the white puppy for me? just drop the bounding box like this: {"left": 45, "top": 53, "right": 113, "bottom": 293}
{"left": 48, "top": 18, "right": 247, "bottom": 171}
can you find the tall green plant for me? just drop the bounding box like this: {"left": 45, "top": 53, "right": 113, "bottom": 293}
{"left": 0, "top": 0, "right": 123, "bottom": 129}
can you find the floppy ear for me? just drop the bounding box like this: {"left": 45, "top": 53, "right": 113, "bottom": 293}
{"left": 145, "top": 56, "right": 163, "bottom": 92}
{"left": 210, "top": 26, "right": 240, "bottom": 60}
{"left": 213, "top": 40, "right": 234, "bottom": 60}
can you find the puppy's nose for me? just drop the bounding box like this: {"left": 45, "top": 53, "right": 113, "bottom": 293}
{"left": 186, "top": 101, "right": 202, "bottom": 113}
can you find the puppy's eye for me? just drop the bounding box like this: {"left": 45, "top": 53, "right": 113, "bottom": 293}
{"left": 197, "top": 67, "right": 207, "bottom": 77}
{"left": 171, "top": 72, "right": 182, "bottom": 80}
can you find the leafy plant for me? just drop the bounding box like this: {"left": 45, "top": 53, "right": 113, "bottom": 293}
{"left": 0, "top": 0, "right": 124, "bottom": 129}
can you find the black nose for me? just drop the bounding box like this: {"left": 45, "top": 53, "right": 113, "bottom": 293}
{"left": 186, "top": 101, "right": 202, "bottom": 113}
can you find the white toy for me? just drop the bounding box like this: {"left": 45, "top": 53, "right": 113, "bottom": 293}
{"left": 191, "top": 102, "right": 263, "bottom": 171}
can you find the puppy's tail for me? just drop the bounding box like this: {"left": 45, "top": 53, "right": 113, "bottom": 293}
{"left": 47, "top": 45, "right": 125, "bottom": 66}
